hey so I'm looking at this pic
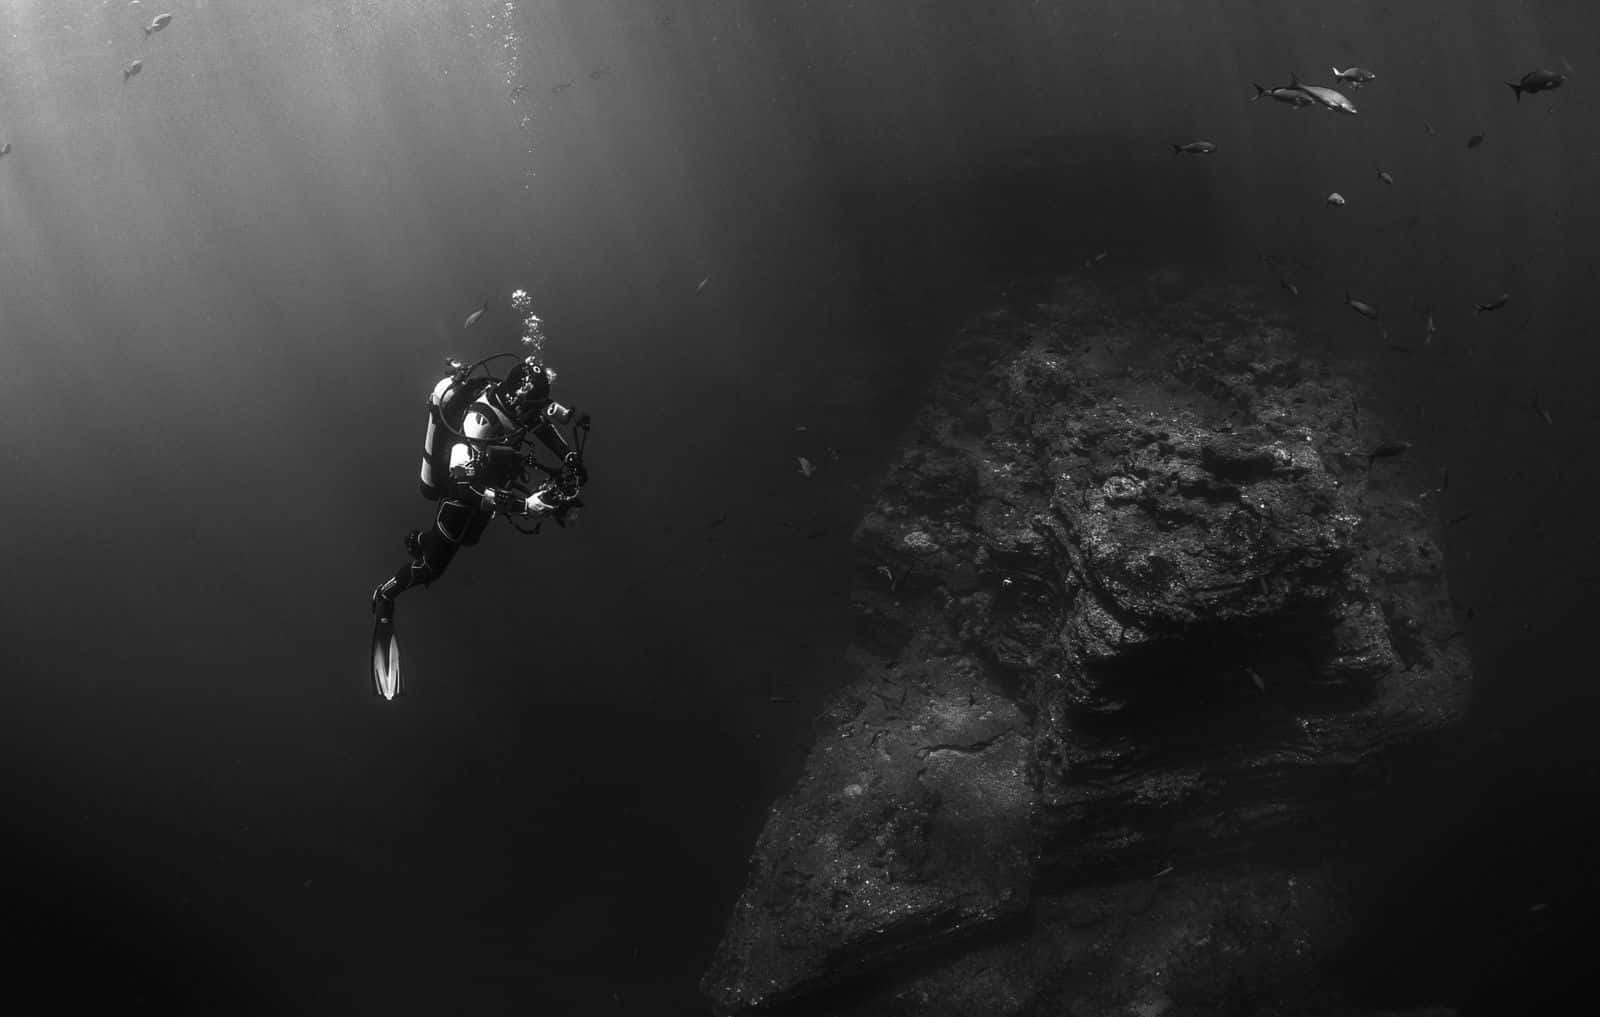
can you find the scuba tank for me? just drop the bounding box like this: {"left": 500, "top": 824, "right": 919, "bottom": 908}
{"left": 418, "top": 360, "right": 495, "bottom": 500}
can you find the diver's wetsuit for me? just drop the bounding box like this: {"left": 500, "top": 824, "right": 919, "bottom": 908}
{"left": 374, "top": 375, "right": 575, "bottom": 619}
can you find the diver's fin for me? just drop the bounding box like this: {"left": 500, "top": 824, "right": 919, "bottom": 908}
{"left": 371, "top": 617, "right": 402, "bottom": 700}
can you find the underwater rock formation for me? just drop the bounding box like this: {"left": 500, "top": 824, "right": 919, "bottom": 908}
{"left": 703, "top": 274, "right": 1471, "bottom": 1016}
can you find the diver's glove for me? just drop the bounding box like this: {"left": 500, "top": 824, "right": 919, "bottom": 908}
{"left": 528, "top": 485, "right": 583, "bottom": 524}
{"left": 484, "top": 488, "right": 524, "bottom": 515}
{"left": 563, "top": 451, "right": 588, "bottom": 486}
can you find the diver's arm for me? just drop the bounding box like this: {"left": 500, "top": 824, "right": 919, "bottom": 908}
{"left": 529, "top": 418, "right": 573, "bottom": 460}
{"left": 447, "top": 440, "right": 493, "bottom": 504}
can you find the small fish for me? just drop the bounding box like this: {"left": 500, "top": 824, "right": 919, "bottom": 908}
{"left": 1530, "top": 393, "right": 1554, "bottom": 426}
{"left": 144, "top": 12, "right": 173, "bottom": 36}
{"left": 1279, "top": 277, "right": 1299, "bottom": 297}
{"left": 1332, "top": 65, "right": 1377, "bottom": 88}
{"left": 1388, "top": 343, "right": 1414, "bottom": 353}
{"left": 1251, "top": 82, "right": 1315, "bottom": 107}
{"left": 1326, "top": 192, "right": 1346, "bottom": 207}
{"left": 0, "top": 143, "right": 11, "bottom": 158}
{"left": 1376, "top": 165, "right": 1394, "bottom": 186}
{"left": 463, "top": 300, "right": 489, "bottom": 328}
{"left": 1289, "top": 73, "right": 1358, "bottom": 115}
{"left": 1506, "top": 70, "right": 1566, "bottom": 102}
{"left": 696, "top": 276, "right": 710, "bottom": 293}
{"left": 1172, "top": 141, "right": 1217, "bottom": 155}
{"left": 707, "top": 513, "right": 728, "bottom": 528}
{"left": 1474, "top": 293, "right": 1510, "bottom": 314}
{"left": 1368, "top": 440, "right": 1411, "bottom": 462}
{"left": 797, "top": 456, "right": 816, "bottom": 478}
{"left": 551, "top": 81, "right": 573, "bottom": 94}
{"left": 1448, "top": 511, "right": 1474, "bottom": 526}
{"left": 1424, "top": 309, "right": 1437, "bottom": 345}
{"left": 1345, "top": 290, "right": 1379, "bottom": 319}
{"left": 1424, "top": 121, "right": 1438, "bottom": 136}
{"left": 123, "top": 59, "right": 143, "bottom": 83}
{"left": 508, "top": 82, "right": 529, "bottom": 102}
{"left": 1467, "top": 133, "right": 1485, "bottom": 149}
{"left": 589, "top": 66, "right": 610, "bottom": 80}
{"left": 1085, "top": 250, "right": 1108, "bottom": 268}
{"left": 1245, "top": 667, "right": 1266, "bottom": 693}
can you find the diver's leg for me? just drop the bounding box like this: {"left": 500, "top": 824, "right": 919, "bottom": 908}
{"left": 371, "top": 501, "right": 473, "bottom": 619}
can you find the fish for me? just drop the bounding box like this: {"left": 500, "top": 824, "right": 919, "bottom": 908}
{"left": 1251, "top": 82, "right": 1316, "bottom": 107}
{"left": 1085, "top": 250, "right": 1108, "bottom": 268}
{"left": 1172, "top": 141, "right": 1217, "bottom": 155}
{"left": 463, "top": 300, "right": 489, "bottom": 328}
{"left": 0, "top": 143, "right": 10, "bottom": 158}
{"left": 696, "top": 276, "right": 710, "bottom": 293}
{"left": 589, "top": 66, "right": 610, "bottom": 80}
{"left": 551, "top": 81, "right": 573, "bottom": 94}
{"left": 1424, "top": 309, "right": 1437, "bottom": 345}
{"left": 1530, "top": 393, "right": 1554, "bottom": 426}
{"left": 797, "top": 456, "right": 816, "bottom": 478}
{"left": 1279, "top": 278, "right": 1300, "bottom": 297}
{"left": 123, "top": 59, "right": 143, "bottom": 83}
{"left": 1467, "top": 133, "right": 1485, "bottom": 149}
{"left": 508, "top": 83, "right": 529, "bottom": 102}
{"left": 1326, "top": 192, "right": 1346, "bottom": 207}
{"left": 1246, "top": 668, "right": 1265, "bottom": 693}
{"left": 1474, "top": 293, "right": 1510, "bottom": 314}
{"left": 1506, "top": 70, "right": 1566, "bottom": 102}
{"left": 1367, "top": 440, "right": 1411, "bottom": 467}
{"left": 1332, "top": 66, "right": 1377, "bottom": 88}
{"left": 144, "top": 12, "right": 173, "bottom": 36}
{"left": 1375, "top": 165, "right": 1395, "bottom": 186}
{"left": 1448, "top": 511, "right": 1474, "bottom": 526}
{"left": 1289, "top": 72, "right": 1358, "bottom": 115}
{"left": 1345, "top": 290, "right": 1379, "bottom": 319}
{"left": 1424, "top": 121, "right": 1438, "bottom": 136}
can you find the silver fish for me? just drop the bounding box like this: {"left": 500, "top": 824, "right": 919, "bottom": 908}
{"left": 145, "top": 13, "right": 173, "bottom": 36}
{"left": 463, "top": 301, "right": 488, "bottom": 328}
{"left": 1474, "top": 293, "right": 1510, "bottom": 314}
{"left": 1331, "top": 65, "right": 1376, "bottom": 88}
{"left": 1251, "top": 82, "right": 1315, "bottom": 107}
{"left": 1326, "top": 192, "right": 1346, "bottom": 207}
{"left": 1376, "top": 165, "right": 1394, "bottom": 186}
{"left": 123, "top": 59, "right": 143, "bottom": 83}
{"left": 1172, "top": 141, "right": 1217, "bottom": 155}
{"left": 0, "top": 143, "right": 11, "bottom": 158}
{"left": 1290, "top": 73, "right": 1358, "bottom": 115}
{"left": 797, "top": 456, "right": 816, "bottom": 478}
{"left": 1345, "top": 290, "right": 1379, "bottom": 320}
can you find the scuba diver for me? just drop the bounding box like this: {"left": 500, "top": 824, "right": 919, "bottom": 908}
{"left": 369, "top": 323, "right": 591, "bottom": 699}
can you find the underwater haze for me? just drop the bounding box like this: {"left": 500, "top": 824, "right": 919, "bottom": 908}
{"left": 2, "top": 1, "right": 1597, "bottom": 1013}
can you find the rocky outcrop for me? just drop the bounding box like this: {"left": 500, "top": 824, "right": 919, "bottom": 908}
{"left": 703, "top": 274, "right": 1471, "bottom": 1016}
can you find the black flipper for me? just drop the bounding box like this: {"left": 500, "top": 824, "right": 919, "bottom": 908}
{"left": 371, "top": 616, "right": 402, "bottom": 700}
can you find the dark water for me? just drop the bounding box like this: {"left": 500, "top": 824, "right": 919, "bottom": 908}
{"left": 1, "top": 2, "right": 1596, "bottom": 1013}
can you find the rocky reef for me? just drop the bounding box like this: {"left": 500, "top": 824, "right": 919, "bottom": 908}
{"left": 703, "top": 273, "right": 1472, "bottom": 1016}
